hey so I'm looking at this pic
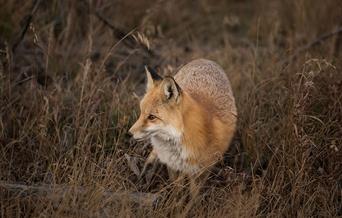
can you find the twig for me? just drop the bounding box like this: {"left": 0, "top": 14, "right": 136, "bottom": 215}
{"left": 11, "top": 0, "right": 42, "bottom": 53}
{"left": 94, "top": 10, "right": 155, "bottom": 57}
{"left": 94, "top": 11, "right": 136, "bottom": 47}
{"left": 282, "top": 26, "right": 342, "bottom": 65}
{"left": 0, "top": 181, "right": 159, "bottom": 206}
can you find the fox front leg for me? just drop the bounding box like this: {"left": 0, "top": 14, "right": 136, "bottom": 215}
{"left": 139, "top": 149, "right": 158, "bottom": 179}
{"left": 189, "top": 170, "right": 210, "bottom": 198}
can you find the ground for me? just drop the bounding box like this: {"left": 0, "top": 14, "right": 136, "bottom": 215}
{"left": 0, "top": 0, "right": 341, "bottom": 217}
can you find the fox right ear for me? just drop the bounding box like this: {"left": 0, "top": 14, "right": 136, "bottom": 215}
{"left": 145, "top": 66, "right": 162, "bottom": 90}
{"left": 162, "top": 77, "right": 181, "bottom": 103}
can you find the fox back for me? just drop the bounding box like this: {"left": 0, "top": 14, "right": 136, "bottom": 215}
{"left": 175, "top": 59, "right": 237, "bottom": 121}
{"left": 129, "top": 59, "right": 237, "bottom": 175}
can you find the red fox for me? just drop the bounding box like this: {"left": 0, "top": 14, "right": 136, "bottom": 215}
{"left": 129, "top": 59, "right": 237, "bottom": 177}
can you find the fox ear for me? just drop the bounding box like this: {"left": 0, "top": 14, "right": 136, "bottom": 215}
{"left": 162, "top": 77, "right": 181, "bottom": 103}
{"left": 145, "top": 66, "right": 162, "bottom": 90}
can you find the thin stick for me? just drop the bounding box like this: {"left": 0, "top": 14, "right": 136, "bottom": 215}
{"left": 11, "top": 0, "right": 42, "bottom": 53}
{"left": 0, "top": 181, "right": 159, "bottom": 206}
{"left": 283, "top": 26, "right": 342, "bottom": 65}
{"left": 94, "top": 11, "right": 136, "bottom": 47}
{"left": 94, "top": 10, "right": 155, "bottom": 57}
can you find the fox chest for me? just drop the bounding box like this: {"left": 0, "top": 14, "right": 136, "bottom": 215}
{"left": 151, "top": 137, "right": 198, "bottom": 174}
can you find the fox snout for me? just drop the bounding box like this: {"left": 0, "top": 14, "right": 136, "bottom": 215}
{"left": 128, "top": 123, "right": 138, "bottom": 138}
{"left": 127, "top": 127, "right": 133, "bottom": 136}
{"left": 128, "top": 120, "right": 146, "bottom": 140}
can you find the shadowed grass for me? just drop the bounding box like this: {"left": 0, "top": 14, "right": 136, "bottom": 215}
{"left": 0, "top": 0, "right": 341, "bottom": 217}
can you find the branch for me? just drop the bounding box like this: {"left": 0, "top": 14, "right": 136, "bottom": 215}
{"left": 11, "top": 0, "right": 42, "bottom": 53}
{"left": 94, "top": 11, "right": 135, "bottom": 47}
{"left": 0, "top": 181, "right": 159, "bottom": 207}
{"left": 93, "top": 10, "right": 155, "bottom": 57}
{"left": 282, "top": 26, "right": 342, "bottom": 65}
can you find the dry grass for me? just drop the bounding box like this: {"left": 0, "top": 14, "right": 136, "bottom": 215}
{"left": 1, "top": 0, "right": 341, "bottom": 217}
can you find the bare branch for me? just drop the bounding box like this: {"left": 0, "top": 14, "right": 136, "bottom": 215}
{"left": 283, "top": 26, "right": 342, "bottom": 65}
{"left": 0, "top": 181, "right": 159, "bottom": 207}
{"left": 11, "top": 0, "right": 42, "bottom": 53}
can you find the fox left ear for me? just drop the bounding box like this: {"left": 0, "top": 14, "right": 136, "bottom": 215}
{"left": 145, "top": 66, "right": 162, "bottom": 90}
{"left": 162, "top": 77, "right": 181, "bottom": 103}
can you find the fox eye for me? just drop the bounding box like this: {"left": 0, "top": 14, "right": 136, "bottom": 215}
{"left": 147, "top": 114, "right": 157, "bottom": 121}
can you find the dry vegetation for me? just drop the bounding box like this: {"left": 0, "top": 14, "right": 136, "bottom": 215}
{"left": 1, "top": 0, "right": 342, "bottom": 217}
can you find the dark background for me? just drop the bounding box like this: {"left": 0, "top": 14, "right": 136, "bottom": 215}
{"left": 1, "top": 0, "right": 341, "bottom": 217}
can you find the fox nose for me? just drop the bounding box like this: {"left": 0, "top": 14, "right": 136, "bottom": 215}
{"left": 128, "top": 127, "right": 134, "bottom": 136}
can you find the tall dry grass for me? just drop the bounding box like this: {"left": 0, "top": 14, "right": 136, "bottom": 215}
{"left": 0, "top": 0, "right": 341, "bottom": 217}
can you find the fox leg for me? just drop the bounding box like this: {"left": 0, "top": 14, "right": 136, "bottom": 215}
{"left": 167, "top": 166, "right": 180, "bottom": 182}
{"left": 189, "top": 176, "right": 202, "bottom": 198}
{"left": 180, "top": 173, "right": 207, "bottom": 216}
{"left": 189, "top": 170, "right": 210, "bottom": 198}
{"left": 139, "top": 149, "right": 157, "bottom": 179}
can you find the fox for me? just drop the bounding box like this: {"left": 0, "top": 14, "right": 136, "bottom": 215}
{"left": 129, "top": 59, "right": 237, "bottom": 180}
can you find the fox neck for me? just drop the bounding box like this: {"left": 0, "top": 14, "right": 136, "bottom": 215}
{"left": 180, "top": 91, "right": 211, "bottom": 160}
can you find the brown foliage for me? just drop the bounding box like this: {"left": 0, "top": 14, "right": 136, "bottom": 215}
{"left": 0, "top": 0, "right": 341, "bottom": 217}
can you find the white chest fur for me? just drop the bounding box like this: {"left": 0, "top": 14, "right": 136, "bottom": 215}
{"left": 151, "top": 136, "right": 199, "bottom": 174}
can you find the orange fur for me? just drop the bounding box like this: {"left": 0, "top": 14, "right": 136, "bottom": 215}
{"left": 129, "top": 59, "right": 237, "bottom": 175}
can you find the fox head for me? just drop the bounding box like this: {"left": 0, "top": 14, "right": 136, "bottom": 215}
{"left": 129, "top": 67, "right": 183, "bottom": 142}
